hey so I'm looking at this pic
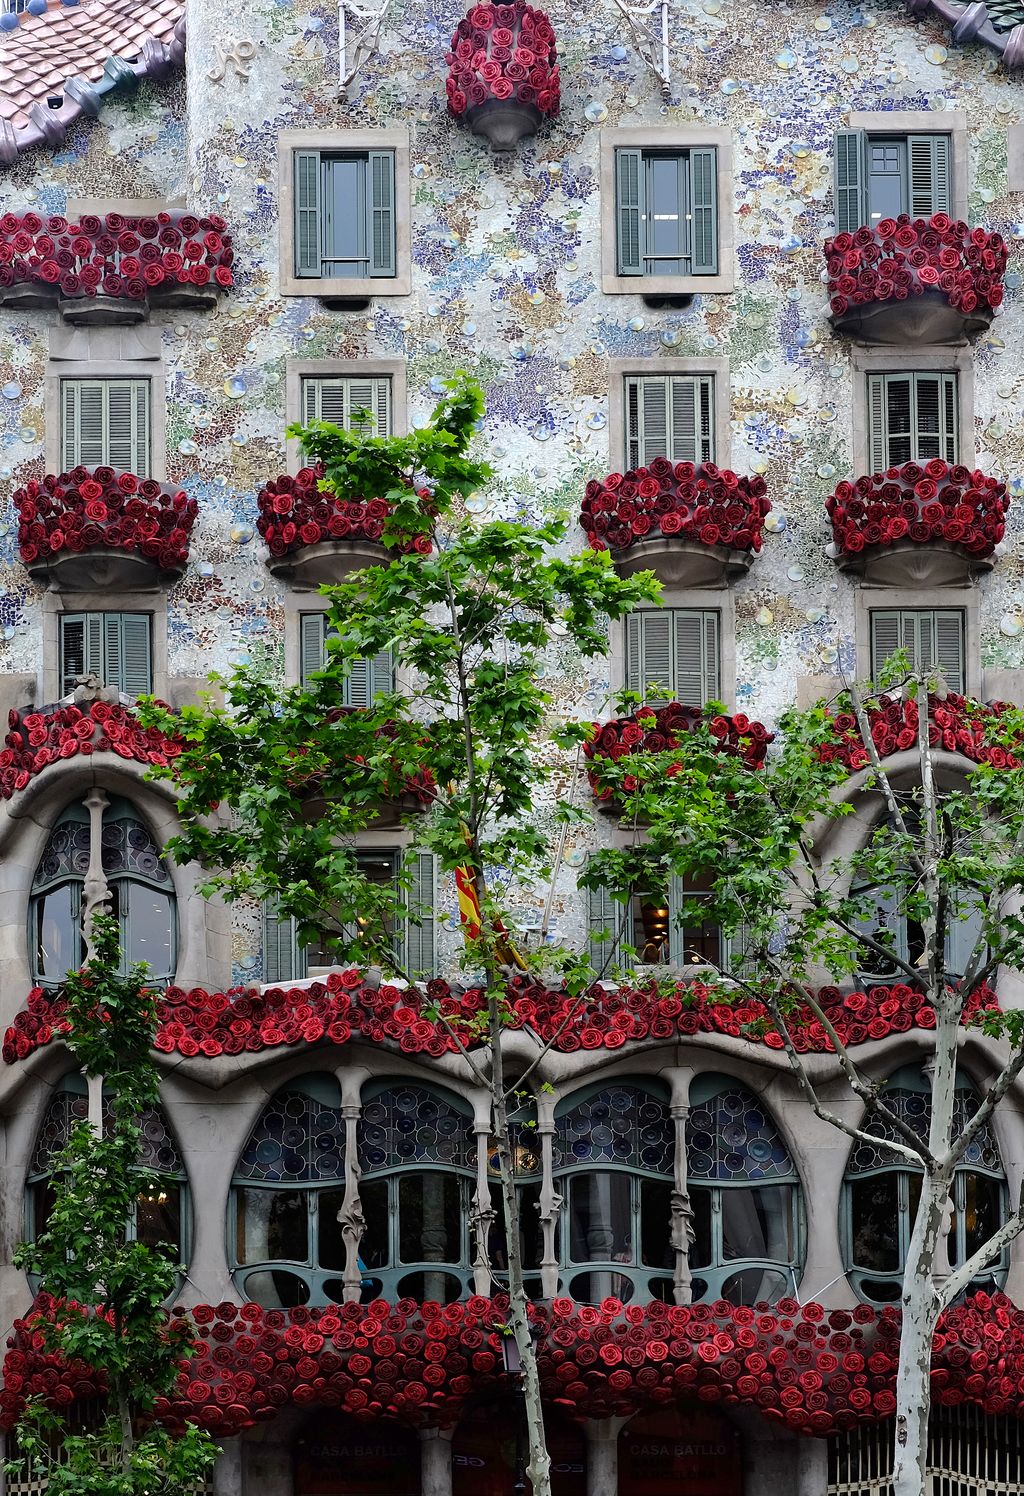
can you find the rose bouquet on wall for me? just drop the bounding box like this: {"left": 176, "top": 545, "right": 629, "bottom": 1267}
{"left": 446, "top": 2, "right": 560, "bottom": 150}
{"left": 825, "top": 215, "right": 1006, "bottom": 323}
{"left": 14, "top": 468, "right": 196, "bottom": 571}
{"left": 825, "top": 459, "right": 1008, "bottom": 561}
{"left": 581, "top": 460, "right": 770, "bottom": 556}
{"left": 0, "top": 210, "right": 233, "bottom": 301}
{"left": 583, "top": 702, "right": 773, "bottom": 805}
{"left": 817, "top": 693, "right": 1022, "bottom": 775}
{"left": 257, "top": 465, "right": 431, "bottom": 559}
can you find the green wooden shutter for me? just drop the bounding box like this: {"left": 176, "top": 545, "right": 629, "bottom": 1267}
{"left": 403, "top": 852, "right": 435, "bottom": 978}
{"left": 834, "top": 129, "right": 868, "bottom": 234}
{"left": 724, "top": 919, "right": 754, "bottom": 977}
{"left": 912, "top": 373, "right": 958, "bottom": 464}
{"left": 626, "top": 610, "right": 673, "bottom": 701}
{"left": 64, "top": 380, "right": 149, "bottom": 473}
{"left": 939, "top": 373, "right": 958, "bottom": 463}
{"left": 302, "top": 375, "right": 393, "bottom": 434}
{"left": 342, "top": 651, "right": 394, "bottom": 707}
{"left": 587, "top": 872, "right": 623, "bottom": 972}
{"left": 932, "top": 611, "right": 966, "bottom": 695}
{"left": 367, "top": 150, "right": 396, "bottom": 277}
{"left": 301, "top": 377, "right": 322, "bottom": 424}
{"left": 263, "top": 897, "right": 306, "bottom": 984}
{"left": 625, "top": 613, "right": 643, "bottom": 695}
{"left": 870, "top": 610, "right": 902, "bottom": 682}
{"left": 637, "top": 377, "right": 669, "bottom": 465}
{"left": 667, "top": 874, "right": 685, "bottom": 967}
{"left": 370, "top": 650, "right": 394, "bottom": 697}
{"left": 673, "top": 609, "right": 719, "bottom": 707}
{"left": 616, "top": 148, "right": 644, "bottom": 276}
{"left": 119, "top": 614, "right": 152, "bottom": 696}
{"left": 300, "top": 613, "right": 327, "bottom": 686}
{"left": 867, "top": 373, "right": 890, "bottom": 472}
{"left": 688, "top": 147, "right": 719, "bottom": 274}
{"left": 59, "top": 614, "right": 101, "bottom": 693}
{"left": 294, "top": 149, "right": 323, "bottom": 277}
{"left": 103, "top": 612, "right": 123, "bottom": 691}
{"left": 908, "top": 135, "right": 951, "bottom": 218}
{"left": 671, "top": 375, "right": 714, "bottom": 464}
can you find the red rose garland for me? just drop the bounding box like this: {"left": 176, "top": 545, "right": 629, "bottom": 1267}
{"left": 446, "top": 2, "right": 560, "bottom": 118}
{"left": 5, "top": 1290, "right": 1024, "bottom": 1438}
{"left": 0, "top": 702, "right": 182, "bottom": 803}
{"left": 825, "top": 216, "right": 1006, "bottom": 321}
{"left": 256, "top": 465, "right": 432, "bottom": 560}
{"left": 14, "top": 467, "right": 197, "bottom": 572}
{"left": 581, "top": 460, "right": 770, "bottom": 555}
{"left": 5, "top": 966, "right": 995, "bottom": 1065}
{"left": 826, "top": 459, "right": 1009, "bottom": 560}
{"left": 583, "top": 702, "right": 773, "bottom": 804}
{"left": 0, "top": 209, "right": 233, "bottom": 301}
{"left": 817, "top": 693, "right": 1023, "bottom": 775}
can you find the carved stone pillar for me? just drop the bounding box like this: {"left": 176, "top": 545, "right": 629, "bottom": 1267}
{"left": 86, "top": 1071, "right": 104, "bottom": 1135}
{"left": 81, "top": 786, "right": 110, "bottom": 959}
{"left": 536, "top": 1096, "right": 561, "bottom": 1299}
{"left": 665, "top": 1068, "right": 694, "bottom": 1305}
{"left": 419, "top": 1427, "right": 453, "bottom": 1496}
{"left": 339, "top": 1099, "right": 365, "bottom": 1303}
{"left": 213, "top": 1436, "right": 243, "bottom": 1496}
{"left": 470, "top": 1122, "right": 494, "bottom": 1297}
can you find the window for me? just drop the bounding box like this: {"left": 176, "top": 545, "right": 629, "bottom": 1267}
{"left": 625, "top": 608, "right": 720, "bottom": 706}
{"left": 60, "top": 378, "right": 150, "bottom": 475}
{"left": 844, "top": 1069, "right": 1006, "bottom": 1303}
{"left": 834, "top": 129, "right": 951, "bottom": 233}
{"left": 262, "top": 850, "right": 435, "bottom": 983}
{"left": 298, "top": 613, "right": 395, "bottom": 699}
{"left": 587, "top": 865, "right": 750, "bottom": 974}
{"left": 615, "top": 146, "right": 718, "bottom": 278}
{"left": 31, "top": 797, "right": 176, "bottom": 987}
{"left": 59, "top": 613, "right": 152, "bottom": 697}
{"left": 358, "top": 1083, "right": 476, "bottom": 1302}
{"left": 553, "top": 1082, "right": 675, "bottom": 1304}
{"left": 869, "top": 608, "right": 965, "bottom": 695}
{"left": 624, "top": 375, "right": 714, "bottom": 467}
{"left": 486, "top": 1098, "right": 544, "bottom": 1299}
{"left": 686, "top": 1075, "right": 802, "bottom": 1306}
{"left": 293, "top": 148, "right": 395, "bottom": 280}
{"left": 300, "top": 373, "right": 392, "bottom": 434}
{"left": 232, "top": 1074, "right": 348, "bottom": 1308}
{"left": 27, "top": 1078, "right": 187, "bottom": 1271}
{"left": 867, "top": 372, "right": 958, "bottom": 471}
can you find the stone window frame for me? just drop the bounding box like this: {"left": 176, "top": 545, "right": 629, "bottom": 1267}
{"left": 607, "top": 355, "right": 732, "bottom": 472}
{"left": 40, "top": 590, "right": 169, "bottom": 706}
{"left": 283, "top": 357, "right": 409, "bottom": 474}
{"left": 65, "top": 196, "right": 186, "bottom": 219}
{"left": 599, "top": 125, "right": 735, "bottom": 296}
{"left": 277, "top": 128, "right": 412, "bottom": 299}
{"left": 854, "top": 585, "right": 981, "bottom": 699}
{"left": 282, "top": 593, "right": 411, "bottom": 693}
{"left": 849, "top": 344, "right": 976, "bottom": 478}
{"left": 609, "top": 584, "right": 738, "bottom": 707}
{"left": 844, "top": 109, "right": 970, "bottom": 222}
{"left": 44, "top": 326, "right": 167, "bottom": 480}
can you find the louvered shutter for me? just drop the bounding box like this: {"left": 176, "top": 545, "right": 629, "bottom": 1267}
{"left": 673, "top": 609, "right": 719, "bottom": 707}
{"left": 61, "top": 379, "right": 104, "bottom": 469}
{"left": 834, "top": 129, "right": 868, "bottom": 234}
{"left": 300, "top": 613, "right": 327, "bottom": 686}
{"left": 403, "top": 852, "right": 435, "bottom": 978}
{"left": 104, "top": 612, "right": 123, "bottom": 691}
{"left": 263, "top": 897, "right": 306, "bottom": 984}
{"left": 625, "top": 613, "right": 643, "bottom": 696}
{"left": 667, "top": 874, "right": 686, "bottom": 966}
{"left": 302, "top": 376, "right": 393, "bottom": 435}
{"left": 59, "top": 615, "right": 94, "bottom": 693}
{"left": 344, "top": 377, "right": 382, "bottom": 433}
{"left": 725, "top": 919, "right": 754, "bottom": 977}
{"left": 941, "top": 373, "right": 958, "bottom": 463}
{"left": 638, "top": 378, "right": 669, "bottom": 465}
{"left": 870, "top": 610, "right": 902, "bottom": 682}
{"left": 587, "top": 874, "right": 624, "bottom": 972}
{"left": 119, "top": 614, "right": 152, "bottom": 696}
{"left": 367, "top": 150, "right": 396, "bottom": 277}
{"left": 627, "top": 611, "right": 673, "bottom": 701}
{"left": 867, "top": 374, "right": 890, "bottom": 473}
{"left": 688, "top": 148, "right": 719, "bottom": 274}
{"left": 343, "top": 651, "right": 394, "bottom": 707}
{"left": 669, "top": 377, "right": 698, "bottom": 463}
{"left": 933, "top": 611, "right": 965, "bottom": 695}
{"left": 914, "top": 374, "right": 943, "bottom": 463}
{"left": 370, "top": 650, "right": 394, "bottom": 697}
{"left": 106, "top": 380, "right": 149, "bottom": 475}
{"left": 908, "top": 135, "right": 951, "bottom": 218}
{"left": 294, "top": 150, "right": 323, "bottom": 277}
{"left": 616, "top": 148, "right": 644, "bottom": 276}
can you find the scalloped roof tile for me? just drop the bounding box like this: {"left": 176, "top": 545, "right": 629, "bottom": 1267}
{"left": 0, "top": 0, "right": 184, "bottom": 162}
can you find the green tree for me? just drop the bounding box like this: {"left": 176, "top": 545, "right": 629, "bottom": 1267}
{"left": 140, "top": 375, "right": 657, "bottom": 1496}
{"left": 7, "top": 914, "right": 218, "bottom": 1495}
{"left": 577, "top": 662, "right": 1024, "bottom": 1496}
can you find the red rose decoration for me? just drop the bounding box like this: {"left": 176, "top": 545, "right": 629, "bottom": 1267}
{"left": 825, "top": 218, "right": 1005, "bottom": 321}
{"left": 826, "top": 459, "right": 1008, "bottom": 564}
{"left": 581, "top": 462, "right": 769, "bottom": 556}
{"left": 257, "top": 466, "right": 430, "bottom": 558}
{"left": 13, "top": 469, "right": 194, "bottom": 576}
{"left": 447, "top": 1, "right": 559, "bottom": 120}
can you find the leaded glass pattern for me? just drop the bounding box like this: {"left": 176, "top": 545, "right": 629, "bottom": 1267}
{"left": 553, "top": 1087, "right": 673, "bottom": 1174}
{"left": 686, "top": 1087, "right": 797, "bottom": 1182}
{"left": 358, "top": 1086, "right": 475, "bottom": 1173}
{"left": 29, "top": 1092, "right": 183, "bottom": 1178}
{"left": 848, "top": 1088, "right": 1002, "bottom": 1175}
{"left": 33, "top": 821, "right": 91, "bottom": 890}
{"left": 237, "top": 1090, "right": 346, "bottom": 1183}
{"left": 100, "top": 818, "right": 172, "bottom": 885}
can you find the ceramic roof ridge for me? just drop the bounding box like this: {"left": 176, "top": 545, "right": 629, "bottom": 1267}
{"left": 905, "top": 0, "right": 1024, "bottom": 67}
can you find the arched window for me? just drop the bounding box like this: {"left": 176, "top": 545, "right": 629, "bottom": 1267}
{"left": 844, "top": 1067, "right": 1007, "bottom": 1304}
{"left": 553, "top": 1082, "right": 674, "bottom": 1304}
{"left": 31, "top": 796, "right": 176, "bottom": 986}
{"left": 686, "top": 1075, "right": 802, "bottom": 1305}
{"left": 358, "top": 1082, "right": 476, "bottom": 1303}
{"left": 26, "top": 1076, "right": 187, "bottom": 1272}
{"left": 231, "top": 1074, "right": 347, "bottom": 1309}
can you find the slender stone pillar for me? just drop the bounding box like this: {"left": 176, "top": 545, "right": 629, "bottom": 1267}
{"left": 796, "top": 1435, "right": 829, "bottom": 1496}
{"left": 663, "top": 1067, "right": 694, "bottom": 1303}
{"left": 213, "top": 1436, "right": 244, "bottom": 1496}
{"left": 536, "top": 1094, "right": 561, "bottom": 1299}
{"left": 584, "top": 1417, "right": 626, "bottom": 1496}
{"left": 420, "top": 1427, "right": 453, "bottom": 1496}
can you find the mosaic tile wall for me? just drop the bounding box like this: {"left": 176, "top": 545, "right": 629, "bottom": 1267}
{"left": 1, "top": 0, "right": 1023, "bottom": 983}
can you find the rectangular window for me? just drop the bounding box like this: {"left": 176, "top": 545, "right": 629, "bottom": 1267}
{"left": 587, "top": 867, "right": 751, "bottom": 974}
{"left": 60, "top": 378, "right": 150, "bottom": 475}
{"left": 262, "top": 851, "right": 435, "bottom": 982}
{"left": 870, "top": 608, "right": 966, "bottom": 695}
{"left": 293, "top": 149, "right": 396, "bottom": 280}
{"left": 298, "top": 613, "right": 394, "bottom": 702}
{"left": 624, "top": 375, "right": 714, "bottom": 467}
{"left": 866, "top": 372, "right": 959, "bottom": 470}
{"left": 625, "top": 608, "right": 720, "bottom": 707}
{"left": 300, "top": 374, "right": 393, "bottom": 435}
{"left": 833, "top": 130, "right": 951, "bottom": 233}
{"left": 615, "top": 146, "right": 718, "bottom": 277}
{"left": 59, "top": 613, "right": 152, "bottom": 697}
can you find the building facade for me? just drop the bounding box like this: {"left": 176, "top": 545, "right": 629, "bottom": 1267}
{"left": 2, "top": 0, "right": 1024, "bottom": 1491}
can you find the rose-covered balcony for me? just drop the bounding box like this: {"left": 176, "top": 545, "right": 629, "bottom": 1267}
{"left": 258, "top": 465, "right": 430, "bottom": 587}
{"left": 0, "top": 210, "right": 233, "bottom": 324}
{"left": 817, "top": 692, "right": 1023, "bottom": 775}
{"left": 446, "top": 1, "right": 560, "bottom": 153}
{"left": 580, "top": 460, "right": 770, "bottom": 587}
{"left": 584, "top": 703, "right": 773, "bottom": 812}
{"left": 0, "top": 701, "right": 181, "bottom": 802}
{"left": 14, "top": 467, "right": 197, "bottom": 591}
{"left": 825, "top": 458, "right": 1009, "bottom": 587}
{"left": 824, "top": 216, "right": 1006, "bottom": 345}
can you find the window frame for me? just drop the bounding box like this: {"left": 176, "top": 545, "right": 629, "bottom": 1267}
{"left": 600, "top": 127, "right": 734, "bottom": 295}
{"left": 608, "top": 358, "right": 730, "bottom": 472}
{"left": 842, "top": 110, "right": 969, "bottom": 223}
{"left": 45, "top": 331, "right": 166, "bottom": 481}
{"left": 284, "top": 359, "right": 407, "bottom": 474}
{"left": 611, "top": 585, "right": 737, "bottom": 712}
{"left": 866, "top": 371, "right": 959, "bottom": 471}
{"left": 850, "top": 344, "right": 974, "bottom": 481}
{"left": 44, "top": 593, "right": 168, "bottom": 704}
{"left": 59, "top": 611, "right": 154, "bottom": 698}
{"left": 855, "top": 587, "right": 979, "bottom": 700}
{"left": 624, "top": 606, "right": 723, "bottom": 708}
{"left": 278, "top": 130, "right": 411, "bottom": 298}
{"left": 868, "top": 605, "right": 968, "bottom": 696}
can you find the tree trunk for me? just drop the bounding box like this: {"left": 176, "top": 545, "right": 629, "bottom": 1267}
{"left": 488, "top": 982, "right": 552, "bottom": 1496}
{"left": 891, "top": 1170, "right": 947, "bottom": 1496}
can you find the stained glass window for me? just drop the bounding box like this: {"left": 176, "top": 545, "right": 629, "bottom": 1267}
{"left": 553, "top": 1086, "right": 674, "bottom": 1173}
{"left": 358, "top": 1086, "right": 475, "bottom": 1172}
